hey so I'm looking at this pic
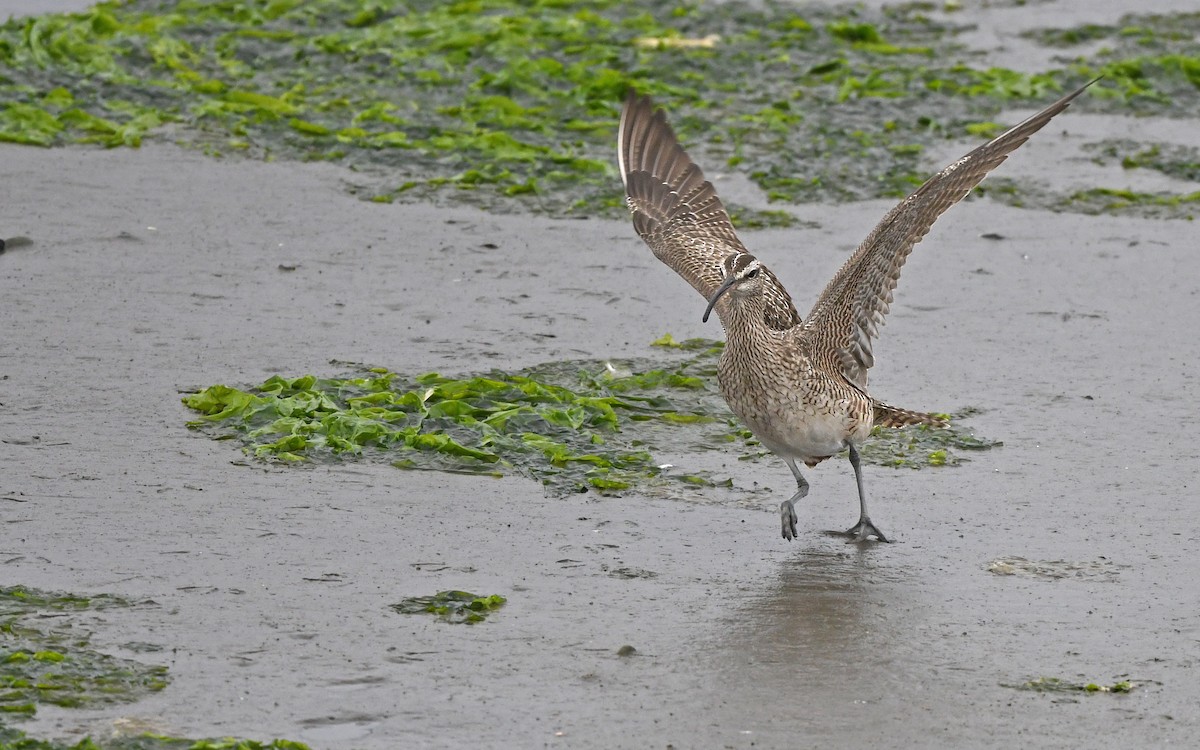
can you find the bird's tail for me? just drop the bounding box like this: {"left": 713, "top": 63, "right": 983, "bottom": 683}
{"left": 872, "top": 400, "right": 947, "bottom": 429}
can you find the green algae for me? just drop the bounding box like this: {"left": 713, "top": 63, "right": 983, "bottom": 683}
{"left": 0, "top": 586, "right": 310, "bottom": 749}
{"left": 1085, "top": 139, "right": 1200, "bottom": 183}
{"left": 390, "top": 591, "right": 507, "bottom": 624}
{"left": 649, "top": 333, "right": 724, "bottom": 352}
{"left": 182, "top": 339, "right": 998, "bottom": 499}
{"left": 1003, "top": 676, "right": 1136, "bottom": 694}
{"left": 1025, "top": 12, "right": 1200, "bottom": 51}
{"left": 976, "top": 177, "right": 1200, "bottom": 220}
{"left": 857, "top": 410, "right": 999, "bottom": 469}
{"left": 0, "top": 587, "right": 167, "bottom": 718}
{"left": 182, "top": 354, "right": 730, "bottom": 497}
{"left": 1024, "top": 12, "right": 1200, "bottom": 111}
{"left": 0, "top": 725, "right": 309, "bottom": 748}
{"left": 1, "top": 0, "right": 1192, "bottom": 217}
{"left": 0, "top": 729, "right": 309, "bottom": 750}
{"left": 727, "top": 207, "right": 808, "bottom": 230}
{"left": 1068, "top": 187, "right": 1200, "bottom": 217}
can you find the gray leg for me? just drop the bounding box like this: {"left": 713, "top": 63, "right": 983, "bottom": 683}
{"left": 780, "top": 458, "right": 809, "bottom": 541}
{"left": 845, "top": 444, "right": 889, "bottom": 543}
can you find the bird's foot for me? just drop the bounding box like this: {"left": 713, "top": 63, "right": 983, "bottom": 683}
{"left": 780, "top": 500, "right": 799, "bottom": 541}
{"left": 844, "top": 517, "right": 890, "bottom": 544}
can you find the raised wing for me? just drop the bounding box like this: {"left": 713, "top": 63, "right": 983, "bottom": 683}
{"left": 802, "top": 79, "right": 1097, "bottom": 386}
{"left": 618, "top": 93, "right": 802, "bottom": 330}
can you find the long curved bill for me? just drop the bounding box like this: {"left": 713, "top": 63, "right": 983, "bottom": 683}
{"left": 702, "top": 275, "right": 738, "bottom": 323}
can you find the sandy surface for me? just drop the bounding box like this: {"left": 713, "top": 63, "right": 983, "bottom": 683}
{"left": 4, "top": 1, "right": 1200, "bottom": 749}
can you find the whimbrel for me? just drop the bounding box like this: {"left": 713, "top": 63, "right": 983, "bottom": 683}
{"left": 618, "top": 81, "right": 1094, "bottom": 542}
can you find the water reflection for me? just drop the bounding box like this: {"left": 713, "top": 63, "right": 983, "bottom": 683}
{"left": 698, "top": 543, "right": 923, "bottom": 740}
{"left": 726, "top": 544, "right": 911, "bottom": 674}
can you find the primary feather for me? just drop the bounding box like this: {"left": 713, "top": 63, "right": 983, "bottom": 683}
{"left": 619, "top": 93, "right": 802, "bottom": 331}
{"left": 802, "top": 81, "right": 1097, "bottom": 387}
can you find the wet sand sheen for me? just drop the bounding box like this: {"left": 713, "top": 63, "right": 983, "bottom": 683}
{"left": 2, "top": 0, "right": 1199, "bottom": 747}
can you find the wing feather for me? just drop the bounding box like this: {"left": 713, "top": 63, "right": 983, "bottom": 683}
{"left": 802, "top": 80, "right": 1097, "bottom": 386}
{"left": 619, "top": 93, "right": 802, "bottom": 330}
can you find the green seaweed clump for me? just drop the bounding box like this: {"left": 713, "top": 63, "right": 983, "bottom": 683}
{"left": 1, "top": 588, "right": 314, "bottom": 747}
{"left": 1023, "top": 11, "right": 1200, "bottom": 109}
{"left": 1087, "top": 140, "right": 1200, "bottom": 182}
{"left": 1004, "top": 676, "right": 1136, "bottom": 694}
{"left": 976, "top": 177, "right": 1200, "bottom": 220}
{"left": 648, "top": 333, "right": 725, "bottom": 353}
{"left": 0, "top": 726, "right": 310, "bottom": 750}
{"left": 181, "top": 351, "right": 735, "bottom": 497}
{"left": 0, "top": 586, "right": 167, "bottom": 719}
{"left": 390, "top": 591, "right": 507, "bottom": 624}
{"left": 182, "top": 342, "right": 999, "bottom": 499}
{"left": 858, "top": 410, "right": 1001, "bottom": 468}
{"left": 1067, "top": 187, "right": 1200, "bottom": 218}
{"left": 5, "top": 0, "right": 1192, "bottom": 215}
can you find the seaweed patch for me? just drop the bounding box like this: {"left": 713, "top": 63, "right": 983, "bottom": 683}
{"left": 2, "top": 1, "right": 1194, "bottom": 217}
{"left": 182, "top": 341, "right": 998, "bottom": 498}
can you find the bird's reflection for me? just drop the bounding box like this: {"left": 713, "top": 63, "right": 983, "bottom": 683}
{"left": 737, "top": 545, "right": 904, "bottom": 668}
{"left": 698, "top": 541, "right": 922, "bottom": 735}
{"left": 691, "top": 540, "right": 940, "bottom": 739}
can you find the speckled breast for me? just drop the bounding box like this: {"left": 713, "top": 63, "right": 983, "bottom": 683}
{"left": 716, "top": 343, "right": 872, "bottom": 463}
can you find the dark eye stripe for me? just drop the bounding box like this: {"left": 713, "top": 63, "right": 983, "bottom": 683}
{"left": 727, "top": 252, "right": 758, "bottom": 274}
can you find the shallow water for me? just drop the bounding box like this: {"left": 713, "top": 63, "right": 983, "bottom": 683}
{"left": 2, "top": 0, "right": 1199, "bottom": 748}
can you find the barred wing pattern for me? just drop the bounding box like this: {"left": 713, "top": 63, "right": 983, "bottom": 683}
{"left": 802, "top": 80, "right": 1097, "bottom": 387}
{"left": 618, "top": 93, "right": 802, "bottom": 331}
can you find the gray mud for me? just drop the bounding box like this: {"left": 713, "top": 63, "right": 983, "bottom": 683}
{"left": 3, "top": 1, "right": 1200, "bottom": 748}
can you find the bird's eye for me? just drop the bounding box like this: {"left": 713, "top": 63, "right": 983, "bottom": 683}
{"left": 745, "top": 268, "right": 760, "bottom": 279}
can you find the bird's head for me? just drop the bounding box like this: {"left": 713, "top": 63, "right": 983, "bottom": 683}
{"left": 702, "top": 253, "right": 765, "bottom": 323}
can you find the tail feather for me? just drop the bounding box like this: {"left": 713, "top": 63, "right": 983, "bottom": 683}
{"left": 872, "top": 401, "right": 947, "bottom": 429}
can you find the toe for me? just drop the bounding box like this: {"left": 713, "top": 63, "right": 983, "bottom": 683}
{"left": 844, "top": 522, "right": 890, "bottom": 543}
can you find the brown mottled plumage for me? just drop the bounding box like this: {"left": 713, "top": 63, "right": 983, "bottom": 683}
{"left": 618, "top": 81, "right": 1095, "bottom": 542}
{"left": 618, "top": 95, "right": 802, "bottom": 331}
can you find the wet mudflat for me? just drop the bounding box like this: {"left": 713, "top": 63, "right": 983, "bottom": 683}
{"left": 5, "top": 139, "right": 1199, "bottom": 748}
{"left": 4, "top": 1, "right": 1200, "bottom": 749}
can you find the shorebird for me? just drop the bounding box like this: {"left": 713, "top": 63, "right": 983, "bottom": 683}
{"left": 618, "top": 81, "right": 1094, "bottom": 542}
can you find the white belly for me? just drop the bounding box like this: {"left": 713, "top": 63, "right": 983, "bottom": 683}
{"left": 716, "top": 335, "right": 871, "bottom": 464}
{"left": 738, "top": 399, "right": 858, "bottom": 462}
